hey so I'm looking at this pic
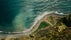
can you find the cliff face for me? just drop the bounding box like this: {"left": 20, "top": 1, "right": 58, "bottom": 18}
{"left": 59, "top": 14, "right": 71, "bottom": 27}
{"left": 30, "top": 14, "right": 71, "bottom": 40}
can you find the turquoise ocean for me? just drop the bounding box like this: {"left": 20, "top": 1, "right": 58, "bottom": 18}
{"left": 0, "top": 0, "right": 71, "bottom": 32}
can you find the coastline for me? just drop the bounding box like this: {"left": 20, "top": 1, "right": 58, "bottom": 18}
{"left": 0, "top": 11, "right": 68, "bottom": 38}
{"left": 0, "top": 11, "right": 67, "bottom": 34}
{"left": 22, "top": 11, "right": 66, "bottom": 35}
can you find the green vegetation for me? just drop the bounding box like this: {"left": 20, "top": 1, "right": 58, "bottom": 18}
{"left": 38, "top": 21, "right": 49, "bottom": 29}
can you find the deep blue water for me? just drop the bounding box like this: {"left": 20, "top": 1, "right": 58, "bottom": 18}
{"left": 0, "top": 0, "right": 71, "bottom": 32}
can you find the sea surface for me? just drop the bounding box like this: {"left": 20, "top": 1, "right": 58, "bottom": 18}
{"left": 0, "top": 0, "right": 71, "bottom": 32}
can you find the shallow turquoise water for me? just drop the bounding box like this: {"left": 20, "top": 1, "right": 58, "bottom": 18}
{"left": 0, "top": 0, "right": 71, "bottom": 32}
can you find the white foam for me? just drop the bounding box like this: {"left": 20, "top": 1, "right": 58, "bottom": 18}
{"left": 22, "top": 11, "right": 69, "bottom": 34}
{"left": 22, "top": 11, "right": 55, "bottom": 33}
{"left": 11, "top": 11, "right": 66, "bottom": 34}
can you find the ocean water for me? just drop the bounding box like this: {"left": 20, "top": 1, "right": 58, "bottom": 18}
{"left": 0, "top": 0, "right": 71, "bottom": 32}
